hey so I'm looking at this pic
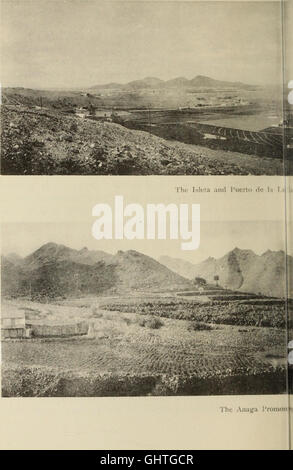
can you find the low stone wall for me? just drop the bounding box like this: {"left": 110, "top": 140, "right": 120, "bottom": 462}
{"left": 27, "top": 321, "right": 89, "bottom": 338}
{"left": 1, "top": 327, "right": 25, "bottom": 340}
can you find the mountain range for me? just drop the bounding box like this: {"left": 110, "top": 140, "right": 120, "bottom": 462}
{"left": 1, "top": 74, "right": 259, "bottom": 113}
{"left": 2, "top": 243, "right": 292, "bottom": 299}
{"left": 88, "top": 75, "right": 255, "bottom": 92}
{"left": 160, "top": 248, "right": 293, "bottom": 298}
{"left": 1, "top": 242, "right": 190, "bottom": 299}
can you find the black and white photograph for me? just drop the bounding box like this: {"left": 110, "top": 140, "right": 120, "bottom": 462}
{"left": 1, "top": 0, "right": 291, "bottom": 175}
{"left": 1, "top": 177, "right": 291, "bottom": 397}
{"left": 0, "top": 0, "right": 292, "bottom": 452}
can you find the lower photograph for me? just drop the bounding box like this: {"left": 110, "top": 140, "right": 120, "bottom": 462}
{"left": 0, "top": 177, "right": 291, "bottom": 397}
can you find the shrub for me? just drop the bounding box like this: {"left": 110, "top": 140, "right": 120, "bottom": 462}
{"left": 187, "top": 322, "right": 213, "bottom": 332}
{"left": 138, "top": 317, "right": 164, "bottom": 329}
{"left": 1, "top": 123, "right": 56, "bottom": 175}
{"left": 70, "top": 122, "right": 78, "bottom": 133}
{"left": 91, "top": 307, "right": 103, "bottom": 318}
{"left": 194, "top": 277, "right": 207, "bottom": 287}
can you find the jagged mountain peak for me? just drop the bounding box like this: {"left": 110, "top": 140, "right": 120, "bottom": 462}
{"left": 261, "top": 249, "right": 285, "bottom": 257}
{"left": 2, "top": 243, "right": 191, "bottom": 299}
{"left": 228, "top": 247, "right": 255, "bottom": 257}
{"left": 23, "top": 242, "right": 111, "bottom": 269}
{"left": 159, "top": 248, "right": 292, "bottom": 298}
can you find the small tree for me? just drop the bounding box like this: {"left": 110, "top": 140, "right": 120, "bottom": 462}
{"left": 194, "top": 277, "right": 207, "bottom": 287}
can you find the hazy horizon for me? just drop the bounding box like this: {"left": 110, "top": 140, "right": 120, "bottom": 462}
{"left": 2, "top": 220, "right": 290, "bottom": 264}
{"left": 1, "top": 73, "right": 259, "bottom": 91}
{"left": 2, "top": 237, "right": 289, "bottom": 262}
{"left": 1, "top": 176, "right": 289, "bottom": 264}
{"left": 1, "top": 0, "right": 283, "bottom": 89}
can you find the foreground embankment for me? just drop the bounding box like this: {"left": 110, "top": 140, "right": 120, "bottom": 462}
{"left": 2, "top": 365, "right": 287, "bottom": 397}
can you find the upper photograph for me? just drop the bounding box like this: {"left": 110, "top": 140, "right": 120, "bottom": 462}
{"left": 1, "top": 0, "right": 291, "bottom": 175}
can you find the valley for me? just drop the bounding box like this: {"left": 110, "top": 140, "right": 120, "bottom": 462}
{"left": 1, "top": 292, "right": 288, "bottom": 397}
{"left": 1, "top": 243, "right": 291, "bottom": 397}
{"left": 1, "top": 75, "right": 290, "bottom": 175}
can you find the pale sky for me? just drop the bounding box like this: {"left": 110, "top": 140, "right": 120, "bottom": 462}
{"left": 1, "top": 220, "right": 289, "bottom": 264}
{"left": 0, "top": 175, "right": 289, "bottom": 263}
{"left": 0, "top": 0, "right": 284, "bottom": 88}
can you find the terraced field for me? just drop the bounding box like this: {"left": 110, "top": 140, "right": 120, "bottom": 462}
{"left": 127, "top": 119, "right": 287, "bottom": 164}
{"left": 193, "top": 122, "right": 283, "bottom": 148}
{"left": 100, "top": 297, "right": 288, "bottom": 328}
{"left": 2, "top": 319, "right": 283, "bottom": 374}
{"left": 1, "top": 295, "right": 288, "bottom": 396}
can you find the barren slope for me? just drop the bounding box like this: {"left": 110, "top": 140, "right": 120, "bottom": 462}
{"left": 1, "top": 105, "right": 283, "bottom": 175}
{"left": 160, "top": 248, "right": 293, "bottom": 298}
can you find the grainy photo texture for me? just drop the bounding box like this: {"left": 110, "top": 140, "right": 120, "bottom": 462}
{"left": 1, "top": 216, "right": 291, "bottom": 397}
{"left": 1, "top": 0, "right": 292, "bottom": 175}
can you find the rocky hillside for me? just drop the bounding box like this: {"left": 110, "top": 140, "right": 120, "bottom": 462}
{"left": 160, "top": 248, "right": 293, "bottom": 298}
{"left": 1, "top": 105, "right": 258, "bottom": 175}
{"left": 108, "top": 250, "right": 190, "bottom": 290}
{"left": 23, "top": 242, "right": 111, "bottom": 270}
{"left": 1, "top": 244, "right": 191, "bottom": 299}
{"left": 159, "top": 255, "right": 197, "bottom": 279}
